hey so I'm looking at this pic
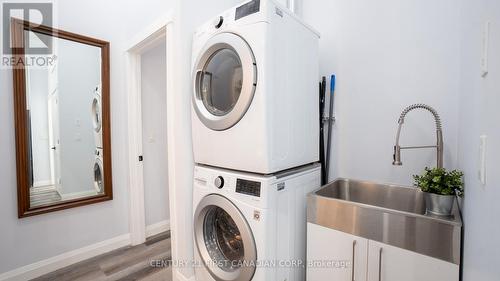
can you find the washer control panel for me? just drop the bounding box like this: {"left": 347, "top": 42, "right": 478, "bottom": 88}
{"left": 236, "top": 179, "right": 261, "bottom": 197}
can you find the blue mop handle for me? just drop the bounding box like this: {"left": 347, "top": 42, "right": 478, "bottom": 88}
{"left": 330, "top": 74, "right": 336, "bottom": 95}
{"left": 324, "top": 74, "right": 336, "bottom": 183}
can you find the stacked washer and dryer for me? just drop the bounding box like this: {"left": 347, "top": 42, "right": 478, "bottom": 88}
{"left": 92, "top": 84, "right": 104, "bottom": 194}
{"left": 191, "top": 1, "right": 320, "bottom": 280}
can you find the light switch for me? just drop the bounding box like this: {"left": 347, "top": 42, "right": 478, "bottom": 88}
{"left": 481, "top": 21, "right": 490, "bottom": 77}
{"left": 479, "top": 135, "right": 487, "bottom": 185}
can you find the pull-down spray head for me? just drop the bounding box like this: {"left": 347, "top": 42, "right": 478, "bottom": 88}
{"left": 392, "top": 104, "right": 443, "bottom": 168}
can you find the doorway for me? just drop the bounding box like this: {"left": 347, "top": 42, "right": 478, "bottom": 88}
{"left": 126, "top": 19, "right": 173, "bottom": 246}
{"left": 140, "top": 41, "right": 170, "bottom": 234}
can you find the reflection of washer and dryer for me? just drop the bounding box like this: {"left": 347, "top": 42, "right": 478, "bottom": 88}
{"left": 191, "top": 0, "right": 320, "bottom": 174}
{"left": 193, "top": 164, "right": 320, "bottom": 281}
{"left": 92, "top": 84, "right": 104, "bottom": 193}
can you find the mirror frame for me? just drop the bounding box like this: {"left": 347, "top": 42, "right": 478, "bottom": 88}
{"left": 11, "top": 18, "right": 112, "bottom": 218}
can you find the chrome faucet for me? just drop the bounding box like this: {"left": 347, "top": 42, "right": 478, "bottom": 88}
{"left": 393, "top": 104, "right": 444, "bottom": 168}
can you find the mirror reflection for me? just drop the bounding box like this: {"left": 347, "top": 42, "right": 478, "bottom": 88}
{"left": 25, "top": 31, "right": 104, "bottom": 208}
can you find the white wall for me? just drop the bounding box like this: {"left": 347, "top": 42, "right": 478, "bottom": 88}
{"left": 0, "top": 0, "right": 174, "bottom": 274}
{"left": 457, "top": 0, "right": 500, "bottom": 280}
{"left": 141, "top": 42, "right": 170, "bottom": 226}
{"left": 302, "top": 0, "right": 461, "bottom": 185}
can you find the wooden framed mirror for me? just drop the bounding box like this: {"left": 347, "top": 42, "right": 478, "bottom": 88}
{"left": 11, "top": 19, "right": 112, "bottom": 218}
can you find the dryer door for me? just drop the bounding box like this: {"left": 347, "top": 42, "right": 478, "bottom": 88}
{"left": 193, "top": 33, "right": 257, "bottom": 131}
{"left": 92, "top": 97, "right": 102, "bottom": 133}
{"left": 194, "top": 194, "right": 257, "bottom": 281}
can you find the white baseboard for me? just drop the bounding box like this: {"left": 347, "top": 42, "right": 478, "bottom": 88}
{"left": 145, "top": 220, "right": 170, "bottom": 238}
{"left": 173, "top": 270, "right": 196, "bottom": 281}
{"left": 60, "top": 190, "right": 98, "bottom": 200}
{"left": 0, "top": 234, "right": 131, "bottom": 281}
{"left": 32, "top": 181, "right": 53, "bottom": 188}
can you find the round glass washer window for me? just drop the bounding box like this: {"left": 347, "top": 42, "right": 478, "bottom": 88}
{"left": 94, "top": 162, "right": 103, "bottom": 193}
{"left": 203, "top": 206, "right": 245, "bottom": 272}
{"left": 200, "top": 48, "right": 243, "bottom": 116}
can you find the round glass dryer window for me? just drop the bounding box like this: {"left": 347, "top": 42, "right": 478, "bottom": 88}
{"left": 203, "top": 206, "right": 244, "bottom": 271}
{"left": 200, "top": 48, "right": 243, "bottom": 116}
{"left": 92, "top": 97, "right": 101, "bottom": 132}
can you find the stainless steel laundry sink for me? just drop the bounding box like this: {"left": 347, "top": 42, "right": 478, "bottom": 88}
{"left": 307, "top": 178, "right": 462, "bottom": 265}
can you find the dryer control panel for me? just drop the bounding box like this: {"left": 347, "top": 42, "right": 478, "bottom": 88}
{"left": 235, "top": 0, "right": 260, "bottom": 20}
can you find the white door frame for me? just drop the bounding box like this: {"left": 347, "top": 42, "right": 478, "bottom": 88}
{"left": 125, "top": 13, "right": 175, "bottom": 246}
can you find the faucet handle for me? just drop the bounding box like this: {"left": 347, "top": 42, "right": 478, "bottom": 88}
{"left": 393, "top": 145, "right": 402, "bottom": 166}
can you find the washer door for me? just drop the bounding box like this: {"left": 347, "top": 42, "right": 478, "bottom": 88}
{"left": 193, "top": 33, "right": 257, "bottom": 131}
{"left": 93, "top": 158, "right": 104, "bottom": 194}
{"left": 194, "top": 194, "right": 257, "bottom": 281}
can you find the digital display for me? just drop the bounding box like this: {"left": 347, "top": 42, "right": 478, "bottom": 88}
{"left": 236, "top": 179, "right": 261, "bottom": 197}
{"left": 235, "top": 0, "right": 260, "bottom": 20}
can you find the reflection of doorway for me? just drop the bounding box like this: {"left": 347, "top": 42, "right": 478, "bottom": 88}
{"left": 126, "top": 19, "right": 173, "bottom": 247}
{"left": 47, "top": 91, "right": 61, "bottom": 192}
{"left": 25, "top": 64, "right": 63, "bottom": 207}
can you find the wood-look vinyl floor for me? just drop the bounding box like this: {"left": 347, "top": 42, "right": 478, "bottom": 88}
{"left": 30, "top": 186, "right": 62, "bottom": 207}
{"left": 31, "top": 232, "right": 172, "bottom": 281}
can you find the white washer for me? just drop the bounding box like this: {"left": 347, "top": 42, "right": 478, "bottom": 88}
{"left": 92, "top": 84, "right": 103, "bottom": 148}
{"left": 191, "top": 0, "right": 320, "bottom": 174}
{"left": 193, "top": 163, "right": 320, "bottom": 281}
{"left": 93, "top": 148, "right": 104, "bottom": 194}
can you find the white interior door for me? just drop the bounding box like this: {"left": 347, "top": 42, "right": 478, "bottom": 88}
{"left": 140, "top": 41, "right": 170, "bottom": 228}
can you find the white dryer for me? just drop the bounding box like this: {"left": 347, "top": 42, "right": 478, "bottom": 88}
{"left": 92, "top": 84, "right": 102, "bottom": 148}
{"left": 193, "top": 163, "right": 320, "bottom": 281}
{"left": 191, "top": 0, "right": 320, "bottom": 174}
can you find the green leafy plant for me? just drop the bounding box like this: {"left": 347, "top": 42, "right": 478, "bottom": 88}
{"left": 413, "top": 167, "right": 464, "bottom": 197}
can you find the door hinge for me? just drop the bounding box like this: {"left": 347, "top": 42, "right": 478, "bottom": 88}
{"left": 138, "top": 155, "right": 143, "bottom": 162}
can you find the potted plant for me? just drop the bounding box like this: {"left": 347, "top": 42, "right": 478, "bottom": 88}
{"left": 413, "top": 167, "right": 464, "bottom": 216}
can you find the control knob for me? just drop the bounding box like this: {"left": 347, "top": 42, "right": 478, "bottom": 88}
{"left": 214, "top": 16, "right": 224, "bottom": 29}
{"left": 214, "top": 176, "right": 224, "bottom": 189}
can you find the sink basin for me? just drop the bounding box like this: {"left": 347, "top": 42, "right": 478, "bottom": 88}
{"left": 315, "top": 178, "right": 427, "bottom": 215}
{"left": 307, "top": 178, "right": 462, "bottom": 265}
